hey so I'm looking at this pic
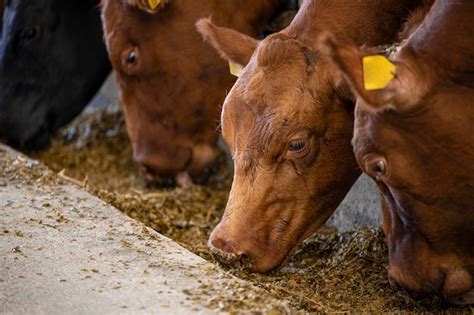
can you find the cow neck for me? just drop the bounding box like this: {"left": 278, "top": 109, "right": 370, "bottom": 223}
{"left": 407, "top": 0, "right": 474, "bottom": 86}
{"left": 212, "top": 0, "right": 287, "bottom": 37}
{"left": 284, "top": 0, "right": 420, "bottom": 50}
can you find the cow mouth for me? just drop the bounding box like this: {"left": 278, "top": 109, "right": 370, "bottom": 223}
{"left": 2, "top": 123, "right": 52, "bottom": 151}
{"left": 23, "top": 127, "right": 52, "bottom": 151}
{"left": 447, "top": 288, "right": 474, "bottom": 305}
{"left": 208, "top": 247, "right": 254, "bottom": 271}
{"left": 139, "top": 149, "right": 224, "bottom": 187}
{"left": 208, "top": 215, "right": 324, "bottom": 273}
{"left": 140, "top": 165, "right": 190, "bottom": 188}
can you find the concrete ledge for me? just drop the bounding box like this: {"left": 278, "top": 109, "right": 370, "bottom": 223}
{"left": 0, "top": 145, "right": 289, "bottom": 314}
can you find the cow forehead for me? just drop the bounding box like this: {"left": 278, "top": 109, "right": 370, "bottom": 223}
{"left": 222, "top": 95, "right": 321, "bottom": 159}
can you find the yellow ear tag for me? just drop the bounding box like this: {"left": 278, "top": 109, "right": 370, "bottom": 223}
{"left": 363, "top": 55, "right": 396, "bottom": 91}
{"left": 147, "top": 0, "right": 161, "bottom": 11}
{"left": 229, "top": 61, "right": 244, "bottom": 77}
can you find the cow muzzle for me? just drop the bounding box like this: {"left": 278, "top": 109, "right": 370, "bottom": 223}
{"left": 208, "top": 219, "right": 295, "bottom": 273}
{"left": 135, "top": 142, "right": 219, "bottom": 187}
{"left": 388, "top": 263, "right": 473, "bottom": 304}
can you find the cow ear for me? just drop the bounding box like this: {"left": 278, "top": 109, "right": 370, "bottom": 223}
{"left": 196, "top": 18, "right": 258, "bottom": 68}
{"left": 319, "top": 34, "right": 428, "bottom": 112}
{"left": 125, "top": 0, "right": 168, "bottom": 14}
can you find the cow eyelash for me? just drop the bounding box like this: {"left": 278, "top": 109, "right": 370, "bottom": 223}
{"left": 288, "top": 139, "right": 307, "bottom": 152}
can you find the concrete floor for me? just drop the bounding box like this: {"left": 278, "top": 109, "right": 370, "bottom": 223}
{"left": 0, "top": 145, "right": 289, "bottom": 314}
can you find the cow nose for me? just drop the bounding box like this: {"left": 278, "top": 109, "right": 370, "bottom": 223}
{"left": 388, "top": 264, "right": 473, "bottom": 302}
{"left": 442, "top": 269, "right": 473, "bottom": 299}
{"left": 208, "top": 230, "right": 253, "bottom": 270}
{"left": 210, "top": 234, "right": 238, "bottom": 253}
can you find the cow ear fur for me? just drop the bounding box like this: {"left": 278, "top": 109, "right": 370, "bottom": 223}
{"left": 319, "top": 34, "right": 427, "bottom": 112}
{"left": 196, "top": 18, "right": 258, "bottom": 68}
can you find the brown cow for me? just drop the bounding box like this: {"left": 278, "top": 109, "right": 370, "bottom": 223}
{"left": 197, "top": 0, "right": 428, "bottom": 272}
{"left": 321, "top": 0, "right": 474, "bottom": 304}
{"left": 100, "top": 0, "right": 287, "bottom": 186}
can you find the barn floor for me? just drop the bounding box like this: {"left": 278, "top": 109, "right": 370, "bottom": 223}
{"left": 23, "top": 105, "right": 471, "bottom": 313}
{"left": 0, "top": 145, "right": 288, "bottom": 314}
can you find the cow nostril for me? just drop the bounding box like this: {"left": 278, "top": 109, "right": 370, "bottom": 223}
{"left": 208, "top": 236, "right": 254, "bottom": 270}
{"left": 210, "top": 236, "right": 232, "bottom": 253}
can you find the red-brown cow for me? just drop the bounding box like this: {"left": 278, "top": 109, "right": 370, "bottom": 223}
{"left": 322, "top": 0, "right": 474, "bottom": 304}
{"left": 101, "top": 0, "right": 287, "bottom": 186}
{"left": 197, "top": 0, "right": 427, "bottom": 272}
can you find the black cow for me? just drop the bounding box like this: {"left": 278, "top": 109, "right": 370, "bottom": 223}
{"left": 1, "top": 1, "right": 4, "bottom": 32}
{"left": 0, "top": 0, "right": 111, "bottom": 150}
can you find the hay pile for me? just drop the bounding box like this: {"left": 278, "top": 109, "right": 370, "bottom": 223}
{"left": 33, "top": 106, "right": 471, "bottom": 313}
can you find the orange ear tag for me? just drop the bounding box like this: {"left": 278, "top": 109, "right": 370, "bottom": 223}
{"left": 363, "top": 55, "right": 396, "bottom": 91}
{"left": 229, "top": 61, "right": 244, "bottom": 77}
{"left": 147, "top": 0, "right": 162, "bottom": 10}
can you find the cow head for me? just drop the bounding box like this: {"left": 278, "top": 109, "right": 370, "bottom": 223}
{"left": 101, "top": 0, "right": 281, "bottom": 186}
{"left": 197, "top": 19, "right": 360, "bottom": 272}
{"left": 0, "top": 0, "right": 111, "bottom": 150}
{"left": 321, "top": 33, "right": 474, "bottom": 304}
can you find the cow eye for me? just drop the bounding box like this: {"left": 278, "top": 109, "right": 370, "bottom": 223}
{"left": 288, "top": 139, "right": 307, "bottom": 152}
{"left": 20, "top": 27, "right": 40, "bottom": 41}
{"left": 121, "top": 48, "right": 141, "bottom": 74}
{"left": 285, "top": 138, "right": 311, "bottom": 160}
{"left": 365, "top": 156, "right": 388, "bottom": 181}
{"left": 126, "top": 50, "right": 138, "bottom": 65}
{"left": 371, "top": 160, "right": 386, "bottom": 174}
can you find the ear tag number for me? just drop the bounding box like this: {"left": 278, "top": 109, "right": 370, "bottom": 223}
{"left": 363, "top": 55, "right": 396, "bottom": 91}
{"left": 229, "top": 61, "right": 244, "bottom": 77}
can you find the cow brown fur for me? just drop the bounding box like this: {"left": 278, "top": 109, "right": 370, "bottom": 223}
{"left": 322, "top": 0, "right": 474, "bottom": 304}
{"left": 197, "top": 0, "right": 427, "bottom": 272}
{"left": 101, "top": 0, "right": 286, "bottom": 186}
